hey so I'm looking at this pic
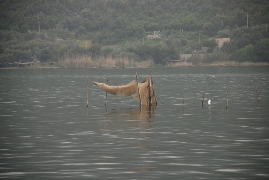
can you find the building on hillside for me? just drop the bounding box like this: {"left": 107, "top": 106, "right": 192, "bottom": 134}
{"left": 166, "top": 60, "right": 181, "bottom": 66}
{"left": 55, "top": 38, "right": 64, "bottom": 42}
{"left": 179, "top": 53, "right": 205, "bottom": 61}
{"left": 210, "top": 38, "right": 230, "bottom": 48}
{"left": 180, "top": 54, "right": 193, "bottom": 61}
{"left": 147, "top": 31, "right": 161, "bottom": 39}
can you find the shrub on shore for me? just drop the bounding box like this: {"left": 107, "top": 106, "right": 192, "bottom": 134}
{"left": 57, "top": 55, "right": 154, "bottom": 68}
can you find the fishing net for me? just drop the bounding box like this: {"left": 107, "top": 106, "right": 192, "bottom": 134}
{"left": 93, "top": 76, "right": 157, "bottom": 107}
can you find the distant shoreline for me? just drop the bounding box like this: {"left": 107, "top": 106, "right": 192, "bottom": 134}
{"left": 1, "top": 61, "right": 269, "bottom": 69}
{"left": 168, "top": 61, "right": 269, "bottom": 67}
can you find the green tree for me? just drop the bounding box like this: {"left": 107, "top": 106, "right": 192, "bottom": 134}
{"left": 221, "top": 41, "right": 236, "bottom": 54}
{"left": 233, "top": 9, "right": 247, "bottom": 28}
{"left": 0, "top": 44, "right": 3, "bottom": 54}
{"left": 75, "top": 25, "right": 87, "bottom": 36}
{"left": 202, "top": 39, "right": 217, "bottom": 53}
{"left": 88, "top": 43, "right": 101, "bottom": 58}
{"left": 218, "top": 29, "right": 231, "bottom": 38}
{"left": 231, "top": 44, "right": 256, "bottom": 62}
{"left": 0, "top": 54, "right": 14, "bottom": 62}
{"left": 40, "top": 49, "right": 53, "bottom": 62}
{"left": 255, "top": 38, "right": 269, "bottom": 62}
{"left": 20, "top": 24, "right": 29, "bottom": 33}
{"left": 202, "top": 22, "right": 215, "bottom": 36}
{"left": 12, "top": 49, "right": 32, "bottom": 62}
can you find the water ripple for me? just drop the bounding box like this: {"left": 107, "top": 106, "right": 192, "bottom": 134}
{"left": 1, "top": 68, "right": 269, "bottom": 179}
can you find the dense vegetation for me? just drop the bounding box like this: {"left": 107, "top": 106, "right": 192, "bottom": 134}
{"left": 0, "top": 0, "right": 269, "bottom": 67}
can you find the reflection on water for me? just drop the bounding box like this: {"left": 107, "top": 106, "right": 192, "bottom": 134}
{"left": 99, "top": 107, "right": 156, "bottom": 173}
{"left": 0, "top": 67, "right": 269, "bottom": 179}
{"left": 105, "top": 107, "right": 154, "bottom": 121}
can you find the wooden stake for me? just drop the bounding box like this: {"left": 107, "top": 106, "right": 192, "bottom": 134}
{"left": 254, "top": 79, "right": 260, "bottom": 103}
{"left": 226, "top": 89, "right": 228, "bottom": 109}
{"left": 148, "top": 77, "right": 152, "bottom": 108}
{"left": 149, "top": 68, "right": 157, "bottom": 107}
{"left": 148, "top": 69, "right": 153, "bottom": 107}
{"left": 136, "top": 72, "right": 142, "bottom": 107}
{"left": 156, "top": 95, "right": 164, "bottom": 105}
{"left": 202, "top": 92, "right": 205, "bottom": 107}
{"left": 86, "top": 76, "right": 89, "bottom": 107}
{"left": 182, "top": 96, "right": 185, "bottom": 109}
{"left": 105, "top": 78, "right": 109, "bottom": 106}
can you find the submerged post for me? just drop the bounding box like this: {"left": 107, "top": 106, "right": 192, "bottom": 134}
{"left": 86, "top": 76, "right": 89, "bottom": 107}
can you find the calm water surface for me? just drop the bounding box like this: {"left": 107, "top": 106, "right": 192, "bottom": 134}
{"left": 0, "top": 67, "right": 269, "bottom": 179}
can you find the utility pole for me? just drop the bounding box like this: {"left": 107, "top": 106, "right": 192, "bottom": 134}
{"left": 38, "top": 15, "right": 40, "bottom": 34}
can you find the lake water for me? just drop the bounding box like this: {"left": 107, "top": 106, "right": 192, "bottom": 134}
{"left": 0, "top": 67, "right": 269, "bottom": 179}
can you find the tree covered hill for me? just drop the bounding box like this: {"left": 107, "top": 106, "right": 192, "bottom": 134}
{"left": 1, "top": 0, "right": 269, "bottom": 65}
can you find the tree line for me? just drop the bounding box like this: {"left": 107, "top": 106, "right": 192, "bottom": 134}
{"left": 0, "top": 0, "right": 269, "bottom": 66}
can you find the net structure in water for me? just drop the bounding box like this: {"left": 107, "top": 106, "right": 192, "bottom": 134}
{"left": 93, "top": 76, "right": 157, "bottom": 107}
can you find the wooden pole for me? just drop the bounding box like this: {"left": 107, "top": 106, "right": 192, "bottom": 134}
{"left": 156, "top": 95, "right": 164, "bottom": 105}
{"left": 182, "top": 96, "right": 185, "bottom": 109}
{"left": 226, "top": 89, "right": 228, "bottom": 109}
{"left": 148, "top": 78, "right": 151, "bottom": 108}
{"left": 182, "top": 96, "right": 185, "bottom": 113}
{"left": 254, "top": 79, "right": 260, "bottom": 103}
{"left": 202, "top": 92, "right": 205, "bottom": 108}
{"left": 105, "top": 78, "right": 109, "bottom": 106}
{"left": 136, "top": 72, "right": 142, "bottom": 107}
{"left": 86, "top": 76, "right": 89, "bottom": 107}
{"left": 148, "top": 69, "right": 152, "bottom": 107}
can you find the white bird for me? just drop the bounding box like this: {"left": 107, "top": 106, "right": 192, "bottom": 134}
{"left": 208, "top": 100, "right": 211, "bottom": 105}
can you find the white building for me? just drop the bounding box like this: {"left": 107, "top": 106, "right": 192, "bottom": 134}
{"left": 210, "top": 38, "right": 230, "bottom": 48}
{"left": 147, "top": 31, "right": 161, "bottom": 39}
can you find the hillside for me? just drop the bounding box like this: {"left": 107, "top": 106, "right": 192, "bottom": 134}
{"left": 1, "top": 0, "right": 269, "bottom": 67}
